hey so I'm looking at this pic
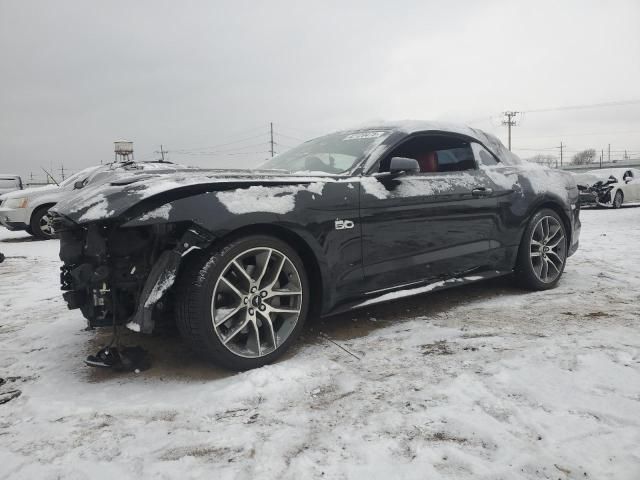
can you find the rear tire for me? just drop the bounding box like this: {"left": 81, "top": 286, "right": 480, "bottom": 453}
{"left": 174, "top": 235, "right": 310, "bottom": 370}
{"left": 515, "top": 208, "right": 568, "bottom": 290}
{"left": 30, "top": 206, "right": 57, "bottom": 239}
{"left": 612, "top": 190, "right": 623, "bottom": 209}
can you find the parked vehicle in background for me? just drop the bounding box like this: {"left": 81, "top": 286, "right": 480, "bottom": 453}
{"left": 574, "top": 168, "right": 640, "bottom": 208}
{"left": 572, "top": 172, "right": 601, "bottom": 206}
{"left": 52, "top": 121, "right": 581, "bottom": 370}
{"left": 0, "top": 161, "right": 188, "bottom": 239}
{"left": 0, "top": 175, "right": 23, "bottom": 195}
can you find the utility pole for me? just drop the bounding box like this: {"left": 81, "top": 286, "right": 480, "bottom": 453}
{"left": 155, "top": 144, "right": 168, "bottom": 162}
{"left": 502, "top": 111, "right": 518, "bottom": 151}
{"left": 559, "top": 141, "right": 563, "bottom": 167}
{"left": 59, "top": 164, "right": 66, "bottom": 180}
{"left": 600, "top": 149, "right": 604, "bottom": 169}
{"left": 270, "top": 122, "right": 275, "bottom": 157}
{"left": 608, "top": 143, "right": 611, "bottom": 163}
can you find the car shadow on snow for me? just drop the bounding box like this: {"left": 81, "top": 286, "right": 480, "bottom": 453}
{"left": 297, "top": 276, "right": 521, "bottom": 345}
{"left": 81, "top": 276, "right": 523, "bottom": 382}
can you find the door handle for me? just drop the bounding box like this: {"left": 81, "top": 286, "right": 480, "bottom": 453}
{"left": 472, "top": 187, "right": 493, "bottom": 197}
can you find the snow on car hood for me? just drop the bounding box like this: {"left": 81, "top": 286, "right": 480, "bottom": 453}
{"left": 51, "top": 168, "right": 341, "bottom": 224}
{"left": 0, "top": 183, "right": 58, "bottom": 201}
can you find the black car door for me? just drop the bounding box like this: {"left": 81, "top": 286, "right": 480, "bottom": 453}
{"left": 358, "top": 137, "right": 508, "bottom": 293}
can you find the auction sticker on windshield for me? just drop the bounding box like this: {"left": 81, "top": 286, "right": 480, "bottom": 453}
{"left": 343, "top": 131, "right": 385, "bottom": 140}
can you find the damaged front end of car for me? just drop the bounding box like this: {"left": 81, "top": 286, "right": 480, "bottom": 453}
{"left": 577, "top": 177, "right": 616, "bottom": 207}
{"left": 55, "top": 215, "right": 213, "bottom": 333}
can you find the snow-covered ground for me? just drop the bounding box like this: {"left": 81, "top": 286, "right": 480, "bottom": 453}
{"left": 1, "top": 207, "right": 639, "bottom": 480}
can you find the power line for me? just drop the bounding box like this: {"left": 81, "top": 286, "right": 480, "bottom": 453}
{"left": 522, "top": 99, "right": 640, "bottom": 114}
{"left": 171, "top": 151, "right": 270, "bottom": 157}
{"left": 172, "top": 133, "right": 268, "bottom": 153}
{"left": 515, "top": 129, "right": 640, "bottom": 139}
{"left": 276, "top": 124, "right": 321, "bottom": 137}
{"left": 275, "top": 131, "right": 305, "bottom": 142}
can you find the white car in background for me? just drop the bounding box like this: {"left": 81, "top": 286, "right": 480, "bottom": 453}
{"left": 0, "top": 175, "right": 23, "bottom": 195}
{"left": 0, "top": 161, "right": 188, "bottom": 239}
{"left": 575, "top": 168, "right": 640, "bottom": 208}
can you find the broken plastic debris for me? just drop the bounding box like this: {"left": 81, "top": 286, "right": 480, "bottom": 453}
{"left": 85, "top": 346, "right": 150, "bottom": 372}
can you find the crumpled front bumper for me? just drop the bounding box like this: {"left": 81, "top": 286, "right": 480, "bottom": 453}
{"left": 54, "top": 213, "right": 215, "bottom": 333}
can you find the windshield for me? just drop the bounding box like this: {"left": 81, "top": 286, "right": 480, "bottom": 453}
{"left": 258, "top": 130, "right": 391, "bottom": 174}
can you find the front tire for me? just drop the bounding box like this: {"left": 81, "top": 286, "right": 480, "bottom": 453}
{"left": 174, "top": 235, "right": 310, "bottom": 370}
{"left": 30, "top": 206, "right": 57, "bottom": 239}
{"left": 612, "top": 190, "right": 623, "bottom": 209}
{"left": 515, "top": 209, "right": 568, "bottom": 290}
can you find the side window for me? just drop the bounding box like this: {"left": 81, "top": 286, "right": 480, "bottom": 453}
{"left": 471, "top": 143, "right": 499, "bottom": 166}
{"left": 379, "top": 135, "right": 476, "bottom": 173}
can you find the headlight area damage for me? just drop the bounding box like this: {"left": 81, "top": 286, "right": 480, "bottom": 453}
{"left": 577, "top": 181, "right": 614, "bottom": 206}
{"left": 56, "top": 217, "right": 214, "bottom": 335}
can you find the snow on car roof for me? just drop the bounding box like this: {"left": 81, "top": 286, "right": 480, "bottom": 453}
{"left": 353, "top": 120, "right": 523, "bottom": 167}
{"left": 351, "top": 119, "right": 485, "bottom": 141}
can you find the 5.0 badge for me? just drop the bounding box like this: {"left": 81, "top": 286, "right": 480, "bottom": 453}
{"left": 334, "top": 219, "right": 355, "bottom": 230}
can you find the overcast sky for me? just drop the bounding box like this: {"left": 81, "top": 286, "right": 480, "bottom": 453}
{"left": 1, "top": 0, "right": 639, "bottom": 181}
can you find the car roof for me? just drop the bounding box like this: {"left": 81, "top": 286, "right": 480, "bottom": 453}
{"left": 350, "top": 120, "right": 485, "bottom": 140}
{"left": 350, "top": 120, "right": 522, "bottom": 166}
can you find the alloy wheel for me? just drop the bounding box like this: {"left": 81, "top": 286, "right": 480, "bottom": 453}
{"left": 211, "top": 247, "right": 303, "bottom": 358}
{"left": 39, "top": 213, "right": 56, "bottom": 238}
{"left": 529, "top": 215, "right": 566, "bottom": 283}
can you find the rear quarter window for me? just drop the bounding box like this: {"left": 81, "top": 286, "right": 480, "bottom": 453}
{"left": 471, "top": 143, "right": 499, "bottom": 166}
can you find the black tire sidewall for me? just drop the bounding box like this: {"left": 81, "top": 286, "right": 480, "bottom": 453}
{"left": 179, "top": 235, "right": 310, "bottom": 370}
{"left": 516, "top": 208, "right": 568, "bottom": 290}
{"left": 613, "top": 191, "right": 623, "bottom": 208}
{"left": 30, "top": 206, "right": 56, "bottom": 239}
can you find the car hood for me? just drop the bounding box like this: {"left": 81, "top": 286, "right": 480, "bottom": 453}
{"left": 572, "top": 173, "right": 602, "bottom": 187}
{"left": 0, "top": 183, "right": 58, "bottom": 201}
{"left": 51, "top": 168, "right": 341, "bottom": 224}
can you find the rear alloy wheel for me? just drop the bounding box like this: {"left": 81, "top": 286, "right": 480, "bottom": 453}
{"left": 612, "top": 190, "right": 623, "bottom": 209}
{"left": 30, "top": 206, "right": 57, "bottom": 239}
{"left": 516, "top": 209, "right": 568, "bottom": 290}
{"left": 175, "top": 235, "right": 309, "bottom": 370}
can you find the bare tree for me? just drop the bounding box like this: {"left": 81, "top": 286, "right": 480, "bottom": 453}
{"left": 572, "top": 148, "right": 596, "bottom": 165}
{"left": 528, "top": 154, "right": 558, "bottom": 168}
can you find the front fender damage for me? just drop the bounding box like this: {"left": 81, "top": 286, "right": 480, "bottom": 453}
{"left": 58, "top": 213, "right": 215, "bottom": 334}
{"left": 125, "top": 228, "right": 214, "bottom": 334}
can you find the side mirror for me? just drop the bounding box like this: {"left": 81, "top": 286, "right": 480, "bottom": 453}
{"left": 389, "top": 157, "right": 420, "bottom": 175}
{"left": 73, "top": 180, "right": 85, "bottom": 189}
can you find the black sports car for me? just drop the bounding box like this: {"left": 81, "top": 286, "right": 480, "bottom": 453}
{"left": 52, "top": 121, "right": 581, "bottom": 370}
